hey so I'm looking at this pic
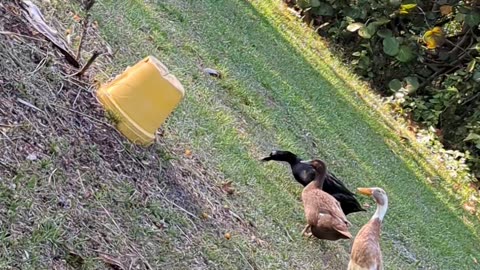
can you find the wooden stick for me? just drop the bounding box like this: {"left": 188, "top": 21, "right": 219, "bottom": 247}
{"left": 68, "top": 51, "right": 102, "bottom": 77}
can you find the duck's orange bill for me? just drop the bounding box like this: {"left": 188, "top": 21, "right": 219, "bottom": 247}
{"left": 357, "top": 188, "right": 373, "bottom": 196}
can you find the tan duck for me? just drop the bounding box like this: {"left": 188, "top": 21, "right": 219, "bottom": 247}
{"left": 348, "top": 187, "right": 388, "bottom": 270}
{"left": 300, "top": 159, "right": 352, "bottom": 240}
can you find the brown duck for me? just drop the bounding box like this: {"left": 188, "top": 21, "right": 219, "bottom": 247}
{"left": 348, "top": 187, "right": 388, "bottom": 270}
{"left": 300, "top": 159, "right": 352, "bottom": 240}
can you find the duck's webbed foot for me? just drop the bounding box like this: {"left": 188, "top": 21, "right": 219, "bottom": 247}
{"left": 301, "top": 224, "right": 311, "bottom": 237}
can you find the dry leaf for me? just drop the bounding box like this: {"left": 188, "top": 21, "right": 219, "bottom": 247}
{"left": 473, "top": 257, "right": 478, "bottom": 264}
{"left": 201, "top": 212, "right": 209, "bottom": 219}
{"left": 73, "top": 14, "right": 81, "bottom": 22}
{"left": 20, "top": 1, "right": 80, "bottom": 67}
{"left": 184, "top": 149, "right": 192, "bottom": 158}
{"left": 440, "top": 5, "right": 453, "bottom": 16}
{"left": 423, "top": 27, "right": 445, "bottom": 49}
{"left": 221, "top": 181, "right": 235, "bottom": 195}
{"left": 463, "top": 202, "right": 476, "bottom": 215}
{"left": 251, "top": 235, "right": 267, "bottom": 246}
{"left": 224, "top": 232, "right": 231, "bottom": 240}
{"left": 426, "top": 177, "right": 433, "bottom": 184}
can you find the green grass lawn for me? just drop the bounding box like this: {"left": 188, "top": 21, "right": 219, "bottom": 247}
{"left": 2, "top": 0, "right": 480, "bottom": 269}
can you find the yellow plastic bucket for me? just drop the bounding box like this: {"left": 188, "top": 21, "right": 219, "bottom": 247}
{"left": 97, "top": 56, "right": 185, "bottom": 146}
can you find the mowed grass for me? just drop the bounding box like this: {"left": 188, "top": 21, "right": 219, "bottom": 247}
{"left": 86, "top": 0, "right": 480, "bottom": 269}
{"left": 5, "top": 0, "right": 479, "bottom": 269}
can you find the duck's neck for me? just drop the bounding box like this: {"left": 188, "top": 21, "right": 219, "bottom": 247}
{"left": 283, "top": 156, "right": 302, "bottom": 166}
{"left": 372, "top": 197, "right": 388, "bottom": 222}
{"left": 313, "top": 167, "right": 326, "bottom": 189}
{"left": 268, "top": 152, "right": 299, "bottom": 165}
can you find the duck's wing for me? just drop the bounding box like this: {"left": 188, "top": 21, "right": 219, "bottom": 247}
{"left": 316, "top": 208, "right": 352, "bottom": 238}
{"left": 331, "top": 193, "right": 366, "bottom": 215}
{"left": 323, "top": 172, "right": 355, "bottom": 196}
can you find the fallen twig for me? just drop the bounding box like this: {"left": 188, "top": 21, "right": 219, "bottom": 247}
{"left": 17, "top": 98, "right": 46, "bottom": 114}
{"left": 0, "top": 30, "right": 44, "bottom": 42}
{"left": 161, "top": 195, "right": 199, "bottom": 222}
{"left": 76, "top": 18, "right": 89, "bottom": 60}
{"left": 98, "top": 253, "right": 126, "bottom": 270}
{"left": 68, "top": 51, "right": 102, "bottom": 77}
{"left": 77, "top": 0, "right": 96, "bottom": 59}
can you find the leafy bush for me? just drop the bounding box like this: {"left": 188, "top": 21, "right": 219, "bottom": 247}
{"left": 285, "top": 0, "right": 480, "bottom": 180}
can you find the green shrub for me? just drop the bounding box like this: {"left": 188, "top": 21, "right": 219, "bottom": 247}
{"left": 285, "top": 0, "right": 480, "bottom": 180}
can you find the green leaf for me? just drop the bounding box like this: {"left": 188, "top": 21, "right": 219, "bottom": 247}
{"left": 455, "top": 13, "right": 466, "bottom": 22}
{"left": 371, "top": 18, "right": 391, "bottom": 26}
{"left": 396, "top": 45, "right": 415, "bottom": 62}
{"left": 426, "top": 11, "right": 437, "bottom": 20}
{"left": 347, "top": 22, "right": 364, "bottom": 32}
{"left": 358, "top": 27, "right": 371, "bottom": 38}
{"left": 404, "top": 76, "right": 420, "bottom": 93}
{"left": 389, "top": 0, "right": 401, "bottom": 6}
{"left": 377, "top": 29, "right": 393, "bottom": 38}
{"left": 388, "top": 79, "right": 402, "bottom": 92}
{"left": 399, "top": 4, "right": 417, "bottom": 14}
{"left": 464, "top": 133, "right": 480, "bottom": 142}
{"left": 474, "top": 43, "right": 480, "bottom": 53}
{"left": 466, "top": 59, "right": 476, "bottom": 73}
{"left": 297, "top": 0, "right": 310, "bottom": 9}
{"left": 465, "top": 11, "right": 480, "bottom": 27}
{"left": 312, "top": 2, "right": 334, "bottom": 16}
{"left": 383, "top": 37, "right": 400, "bottom": 56}
{"left": 366, "top": 23, "right": 379, "bottom": 35}
{"left": 358, "top": 25, "right": 375, "bottom": 39}
{"left": 344, "top": 7, "right": 362, "bottom": 19}
{"left": 473, "top": 71, "right": 480, "bottom": 82}
{"left": 457, "top": 5, "right": 470, "bottom": 14}
{"left": 310, "top": 0, "right": 321, "bottom": 8}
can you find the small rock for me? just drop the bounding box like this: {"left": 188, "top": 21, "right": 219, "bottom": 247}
{"left": 203, "top": 68, "right": 222, "bottom": 78}
{"left": 26, "top": 153, "right": 37, "bottom": 161}
{"left": 8, "top": 183, "right": 16, "bottom": 191}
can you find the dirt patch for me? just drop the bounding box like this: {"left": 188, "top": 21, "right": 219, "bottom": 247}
{"left": 0, "top": 1, "right": 260, "bottom": 269}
